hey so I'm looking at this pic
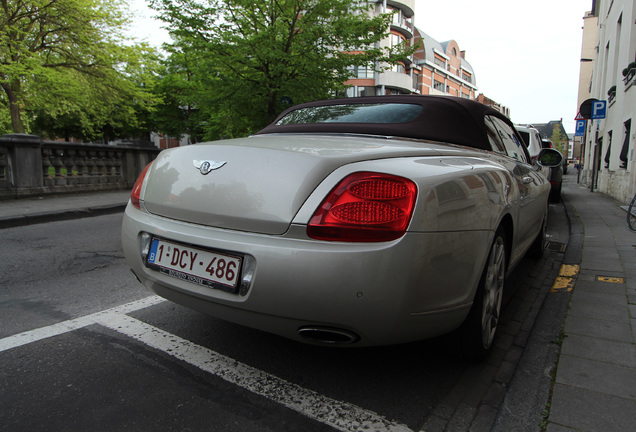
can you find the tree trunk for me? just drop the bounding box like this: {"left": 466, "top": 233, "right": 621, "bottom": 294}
{"left": 268, "top": 90, "right": 280, "bottom": 124}
{"left": 1, "top": 81, "right": 25, "bottom": 134}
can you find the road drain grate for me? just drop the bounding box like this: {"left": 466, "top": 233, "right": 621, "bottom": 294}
{"left": 547, "top": 241, "right": 567, "bottom": 253}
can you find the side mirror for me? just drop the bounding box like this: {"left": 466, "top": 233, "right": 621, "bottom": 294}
{"left": 536, "top": 148, "right": 563, "bottom": 167}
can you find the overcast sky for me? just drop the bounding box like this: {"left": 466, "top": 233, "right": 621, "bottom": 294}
{"left": 413, "top": 0, "right": 593, "bottom": 133}
{"left": 128, "top": 0, "right": 593, "bottom": 133}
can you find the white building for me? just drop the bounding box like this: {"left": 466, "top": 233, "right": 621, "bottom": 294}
{"left": 579, "top": 0, "right": 636, "bottom": 202}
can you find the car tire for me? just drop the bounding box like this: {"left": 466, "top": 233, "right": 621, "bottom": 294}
{"left": 527, "top": 208, "right": 548, "bottom": 259}
{"left": 457, "top": 227, "right": 506, "bottom": 362}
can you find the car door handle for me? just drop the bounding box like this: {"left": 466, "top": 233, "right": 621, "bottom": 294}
{"left": 522, "top": 176, "right": 533, "bottom": 184}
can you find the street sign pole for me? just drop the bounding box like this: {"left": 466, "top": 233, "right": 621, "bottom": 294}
{"left": 578, "top": 120, "right": 587, "bottom": 184}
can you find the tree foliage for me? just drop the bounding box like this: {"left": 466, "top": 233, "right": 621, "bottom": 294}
{"left": 0, "top": 0, "right": 160, "bottom": 140}
{"left": 150, "top": 0, "right": 416, "bottom": 140}
{"left": 550, "top": 125, "right": 567, "bottom": 155}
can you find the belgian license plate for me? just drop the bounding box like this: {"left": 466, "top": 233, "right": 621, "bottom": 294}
{"left": 146, "top": 238, "right": 242, "bottom": 291}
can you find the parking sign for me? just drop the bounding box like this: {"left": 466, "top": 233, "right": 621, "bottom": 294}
{"left": 575, "top": 119, "right": 586, "bottom": 136}
{"left": 591, "top": 100, "right": 606, "bottom": 119}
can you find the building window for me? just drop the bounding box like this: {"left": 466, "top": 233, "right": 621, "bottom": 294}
{"left": 604, "top": 131, "right": 612, "bottom": 168}
{"left": 434, "top": 56, "right": 446, "bottom": 69}
{"left": 390, "top": 7, "right": 401, "bottom": 25}
{"left": 433, "top": 80, "right": 445, "bottom": 92}
{"left": 462, "top": 71, "right": 472, "bottom": 83}
{"left": 347, "top": 65, "right": 375, "bottom": 79}
{"left": 358, "top": 86, "right": 376, "bottom": 97}
{"left": 343, "top": 86, "right": 377, "bottom": 97}
{"left": 619, "top": 119, "right": 631, "bottom": 168}
{"left": 357, "top": 65, "right": 375, "bottom": 79}
{"left": 391, "top": 63, "right": 404, "bottom": 73}
{"left": 390, "top": 34, "right": 404, "bottom": 48}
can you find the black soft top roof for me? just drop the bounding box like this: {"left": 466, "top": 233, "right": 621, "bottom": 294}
{"left": 256, "top": 95, "right": 515, "bottom": 151}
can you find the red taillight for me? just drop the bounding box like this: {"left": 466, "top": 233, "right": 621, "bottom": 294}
{"left": 307, "top": 172, "right": 417, "bottom": 242}
{"left": 130, "top": 162, "right": 152, "bottom": 209}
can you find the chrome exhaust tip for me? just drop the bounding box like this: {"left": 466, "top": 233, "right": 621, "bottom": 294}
{"left": 298, "top": 326, "right": 360, "bottom": 344}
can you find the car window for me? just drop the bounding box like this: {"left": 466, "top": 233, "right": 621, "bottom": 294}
{"left": 276, "top": 103, "right": 424, "bottom": 125}
{"left": 518, "top": 130, "right": 530, "bottom": 148}
{"left": 485, "top": 116, "right": 528, "bottom": 163}
{"left": 483, "top": 117, "right": 506, "bottom": 154}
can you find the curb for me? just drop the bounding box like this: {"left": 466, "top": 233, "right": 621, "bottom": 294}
{"left": 0, "top": 203, "right": 127, "bottom": 230}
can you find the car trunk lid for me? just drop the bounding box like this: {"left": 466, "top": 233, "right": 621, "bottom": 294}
{"left": 142, "top": 134, "right": 448, "bottom": 235}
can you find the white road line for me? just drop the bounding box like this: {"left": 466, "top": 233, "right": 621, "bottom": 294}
{"left": 0, "top": 296, "right": 413, "bottom": 432}
{"left": 0, "top": 296, "right": 166, "bottom": 353}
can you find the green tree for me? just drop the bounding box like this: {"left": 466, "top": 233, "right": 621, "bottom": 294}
{"left": 550, "top": 125, "right": 567, "bottom": 155}
{"left": 151, "top": 0, "right": 416, "bottom": 140}
{"left": 0, "top": 0, "right": 160, "bottom": 139}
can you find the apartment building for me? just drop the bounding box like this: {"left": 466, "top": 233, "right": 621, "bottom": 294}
{"left": 344, "top": 0, "right": 478, "bottom": 100}
{"left": 573, "top": 7, "right": 599, "bottom": 161}
{"left": 579, "top": 0, "right": 636, "bottom": 202}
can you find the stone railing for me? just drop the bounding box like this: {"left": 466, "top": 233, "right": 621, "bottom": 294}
{"left": 0, "top": 134, "right": 161, "bottom": 200}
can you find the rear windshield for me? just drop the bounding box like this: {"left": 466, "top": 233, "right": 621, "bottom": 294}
{"left": 276, "top": 103, "right": 424, "bottom": 125}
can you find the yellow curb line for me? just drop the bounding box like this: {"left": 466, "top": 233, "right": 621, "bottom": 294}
{"left": 551, "top": 264, "right": 580, "bottom": 292}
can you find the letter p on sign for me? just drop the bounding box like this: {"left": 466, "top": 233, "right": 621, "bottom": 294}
{"left": 591, "top": 100, "right": 606, "bottom": 119}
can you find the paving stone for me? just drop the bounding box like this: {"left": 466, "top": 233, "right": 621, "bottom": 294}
{"left": 503, "top": 345, "right": 523, "bottom": 364}
{"left": 446, "top": 403, "right": 476, "bottom": 432}
{"left": 573, "top": 278, "right": 626, "bottom": 295}
{"left": 564, "top": 315, "right": 633, "bottom": 342}
{"left": 494, "top": 360, "right": 516, "bottom": 385}
{"left": 548, "top": 383, "right": 636, "bottom": 431}
{"left": 567, "top": 300, "right": 630, "bottom": 322}
{"left": 556, "top": 355, "right": 636, "bottom": 400}
{"left": 420, "top": 415, "right": 447, "bottom": 432}
{"left": 467, "top": 405, "right": 497, "bottom": 432}
{"left": 560, "top": 333, "right": 636, "bottom": 368}
{"left": 545, "top": 423, "right": 577, "bottom": 431}
{"left": 571, "top": 289, "right": 627, "bottom": 306}
{"left": 481, "top": 381, "right": 507, "bottom": 407}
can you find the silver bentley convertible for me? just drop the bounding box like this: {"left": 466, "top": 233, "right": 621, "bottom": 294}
{"left": 122, "top": 95, "right": 562, "bottom": 360}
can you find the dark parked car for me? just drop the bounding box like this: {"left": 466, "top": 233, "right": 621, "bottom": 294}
{"left": 542, "top": 139, "right": 563, "bottom": 202}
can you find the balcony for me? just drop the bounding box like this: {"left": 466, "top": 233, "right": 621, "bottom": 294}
{"left": 387, "top": 3, "right": 414, "bottom": 39}
{"left": 387, "top": 0, "right": 415, "bottom": 17}
{"left": 376, "top": 71, "right": 414, "bottom": 93}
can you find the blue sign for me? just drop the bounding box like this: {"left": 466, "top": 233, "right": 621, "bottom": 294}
{"left": 575, "top": 119, "right": 586, "bottom": 136}
{"left": 591, "top": 100, "right": 607, "bottom": 119}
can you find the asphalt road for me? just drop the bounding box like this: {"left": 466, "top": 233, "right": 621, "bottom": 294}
{"left": 0, "top": 201, "right": 570, "bottom": 431}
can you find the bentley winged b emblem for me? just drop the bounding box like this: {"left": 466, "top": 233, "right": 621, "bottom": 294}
{"left": 193, "top": 160, "right": 227, "bottom": 175}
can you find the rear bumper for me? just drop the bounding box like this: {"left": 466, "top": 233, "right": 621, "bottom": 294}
{"left": 122, "top": 204, "right": 490, "bottom": 346}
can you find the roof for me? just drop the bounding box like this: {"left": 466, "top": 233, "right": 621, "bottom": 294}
{"left": 530, "top": 121, "right": 568, "bottom": 140}
{"left": 256, "top": 95, "right": 514, "bottom": 151}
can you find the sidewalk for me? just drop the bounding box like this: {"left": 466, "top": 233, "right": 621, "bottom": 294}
{"left": 0, "top": 190, "right": 131, "bottom": 229}
{"left": 545, "top": 181, "right": 636, "bottom": 431}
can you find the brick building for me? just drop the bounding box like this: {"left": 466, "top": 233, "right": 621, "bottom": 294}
{"left": 343, "top": 0, "right": 479, "bottom": 102}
